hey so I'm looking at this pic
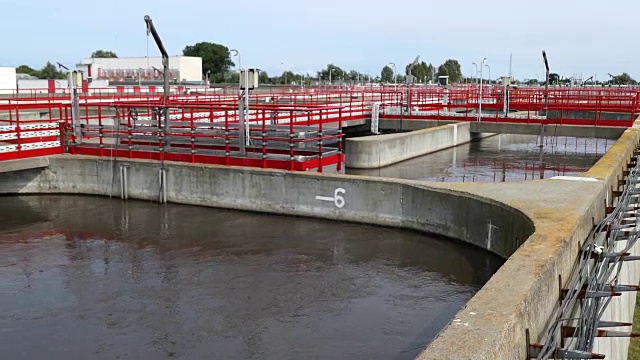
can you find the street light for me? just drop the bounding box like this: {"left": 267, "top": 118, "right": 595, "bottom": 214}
{"left": 230, "top": 49, "right": 242, "bottom": 89}
{"left": 138, "top": 67, "right": 143, "bottom": 87}
{"left": 281, "top": 61, "right": 287, "bottom": 85}
{"left": 472, "top": 62, "right": 478, "bottom": 85}
{"left": 478, "top": 57, "right": 487, "bottom": 122}
{"left": 205, "top": 70, "right": 211, "bottom": 87}
{"left": 485, "top": 63, "right": 491, "bottom": 85}
{"left": 388, "top": 62, "right": 397, "bottom": 86}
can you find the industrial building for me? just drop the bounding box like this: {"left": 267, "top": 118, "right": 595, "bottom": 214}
{"left": 0, "top": 67, "right": 17, "bottom": 94}
{"left": 76, "top": 56, "right": 203, "bottom": 83}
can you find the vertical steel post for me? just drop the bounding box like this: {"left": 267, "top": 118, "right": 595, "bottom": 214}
{"left": 144, "top": 15, "right": 170, "bottom": 151}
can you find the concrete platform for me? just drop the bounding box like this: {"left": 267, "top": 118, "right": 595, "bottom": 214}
{"left": 0, "top": 157, "right": 49, "bottom": 174}
{"left": 470, "top": 121, "right": 626, "bottom": 139}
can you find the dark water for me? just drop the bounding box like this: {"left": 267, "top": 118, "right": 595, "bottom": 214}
{"left": 0, "top": 195, "right": 503, "bottom": 360}
{"left": 347, "top": 134, "right": 612, "bottom": 182}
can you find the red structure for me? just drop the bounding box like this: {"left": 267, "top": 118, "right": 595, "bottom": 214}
{"left": 1, "top": 85, "right": 639, "bottom": 169}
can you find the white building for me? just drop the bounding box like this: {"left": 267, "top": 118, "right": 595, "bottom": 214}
{"left": 77, "top": 56, "right": 203, "bottom": 82}
{"left": 0, "top": 67, "right": 17, "bottom": 95}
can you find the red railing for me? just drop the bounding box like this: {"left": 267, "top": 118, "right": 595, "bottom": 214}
{"left": 2, "top": 85, "right": 640, "bottom": 169}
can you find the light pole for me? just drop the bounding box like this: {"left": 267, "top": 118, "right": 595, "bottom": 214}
{"left": 230, "top": 49, "right": 242, "bottom": 89}
{"left": 472, "top": 63, "right": 478, "bottom": 85}
{"left": 388, "top": 62, "right": 397, "bottom": 104}
{"left": 231, "top": 49, "right": 249, "bottom": 152}
{"left": 485, "top": 63, "right": 491, "bottom": 85}
{"left": 281, "top": 61, "right": 287, "bottom": 85}
{"left": 388, "top": 62, "right": 397, "bottom": 86}
{"left": 205, "top": 70, "right": 211, "bottom": 87}
{"left": 534, "top": 73, "right": 539, "bottom": 86}
{"left": 478, "top": 57, "right": 487, "bottom": 121}
{"left": 329, "top": 69, "right": 332, "bottom": 86}
{"left": 138, "top": 67, "right": 143, "bottom": 87}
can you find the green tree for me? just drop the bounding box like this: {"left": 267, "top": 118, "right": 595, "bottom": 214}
{"left": 258, "top": 70, "right": 269, "bottom": 84}
{"left": 380, "top": 65, "right": 394, "bottom": 83}
{"left": 37, "top": 62, "right": 66, "bottom": 79}
{"left": 549, "top": 73, "right": 560, "bottom": 85}
{"left": 16, "top": 65, "right": 39, "bottom": 77}
{"left": 224, "top": 71, "right": 239, "bottom": 83}
{"left": 612, "top": 72, "right": 636, "bottom": 85}
{"left": 276, "top": 71, "right": 296, "bottom": 84}
{"left": 91, "top": 50, "right": 118, "bottom": 58}
{"left": 183, "top": 42, "right": 234, "bottom": 83}
{"left": 407, "top": 61, "right": 435, "bottom": 83}
{"left": 318, "top": 64, "right": 346, "bottom": 83}
{"left": 436, "top": 59, "right": 462, "bottom": 83}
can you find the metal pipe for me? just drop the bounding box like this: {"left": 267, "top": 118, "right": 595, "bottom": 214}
{"left": 144, "top": 15, "right": 169, "bottom": 150}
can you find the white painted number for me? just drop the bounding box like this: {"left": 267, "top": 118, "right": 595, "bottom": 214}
{"left": 315, "top": 188, "right": 346, "bottom": 208}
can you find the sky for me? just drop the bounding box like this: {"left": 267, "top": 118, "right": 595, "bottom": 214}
{"left": 0, "top": 0, "right": 637, "bottom": 81}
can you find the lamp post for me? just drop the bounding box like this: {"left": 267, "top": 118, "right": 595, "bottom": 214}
{"left": 388, "top": 62, "right": 397, "bottom": 104}
{"left": 478, "top": 57, "right": 487, "bottom": 121}
{"left": 230, "top": 49, "right": 242, "bottom": 91}
{"left": 281, "top": 61, "right": 287, "bottom": 85}
{"left": 388, "top": 62, "right": 397, "bottom": 86}
{"left": 472, "top": 63, "right": 478, "bottom": 85}
{"left": 485, "top": 63, "right": 491, "bottom": 85}
{"left": 231, "top": 49, "right": 249, "bottom": 153}
{"left": 138, "top": 67, "right": 143, "bottom": 87}
{"left": 205, "top": 70, "right": 211, "bottom": 87}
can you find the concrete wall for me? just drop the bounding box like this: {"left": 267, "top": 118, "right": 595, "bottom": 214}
{"left": 0, "top": 155, "right": 533, "bottom": 260}
{"left": 345, "top": 122, "right": 473, "bottom": 169}
{"left": 547, "top": 109, "right": 633, "bottom": 121}
{"left": 418, "top": 127, "right": 640, "bottom": 359}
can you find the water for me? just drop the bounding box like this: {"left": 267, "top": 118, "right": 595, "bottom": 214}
{"left": 0, "top": 195, "right": 503, "bottom": 360}
{"left": 347, "top": 134, "right": 612, "bottom": 182}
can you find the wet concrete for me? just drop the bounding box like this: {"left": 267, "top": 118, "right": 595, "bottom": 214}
{"left": 347, "top": 134, "right": 612, "bottom": 182}
{"left": 0, "top": 195, "right": 503, "bottom": 360}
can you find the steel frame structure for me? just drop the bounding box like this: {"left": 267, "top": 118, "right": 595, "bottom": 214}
{"left": 1, "top": 84, "right": 639, "bottom": 169}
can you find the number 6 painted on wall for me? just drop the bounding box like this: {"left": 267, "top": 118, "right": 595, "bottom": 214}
{"left": 315, "top": 187, "right": 347, "bottom": 208}
{"left": 333, "top": 188, "right": 346, "bottom": 208}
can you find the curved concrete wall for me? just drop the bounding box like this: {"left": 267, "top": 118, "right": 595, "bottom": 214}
{"left": 0, "top": 155, "right": 533, "bottom": 260}
{"left": 418, "top": 128, "right": 640, "bottom": 359}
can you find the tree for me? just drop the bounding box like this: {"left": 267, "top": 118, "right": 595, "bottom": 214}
{"left": 549, "top": 73, "right": 560, "bottom": 85}
{"left": 407, "top": 61, "right": 435, "bottom": 83}
{"left": 283, "top": 71, "right": 297, "bottom": 84}
{"left": 380, "top": 65, "right": 394, "bottom": 83}
{"left": 436, "top": 59, "right": 462, "bottom": 83}
{"left": 37, "top": 62, "right": 66, "bottom": 79}
{"left": 224, "top": 71, "right": 239, "bottom": 83}
{"left": 183, "top": 42, "right": 234, "bottom": 83}
{"left": 91, "top": 50, "right": 118, "bottom": 58}
{"left": 436, "top": 64, "right": 449, "bottom": 80}
{"left": 16, "top": 65, "right": 38, "bottom": 76}
{"left": 258, "top": 70, "right": 269, "bottom": 84}
{"left": 318, "top": 64, "right": 346, "bottom": 83}
{"left": 612, "top": 73, "right": 636, "bottom": 85}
